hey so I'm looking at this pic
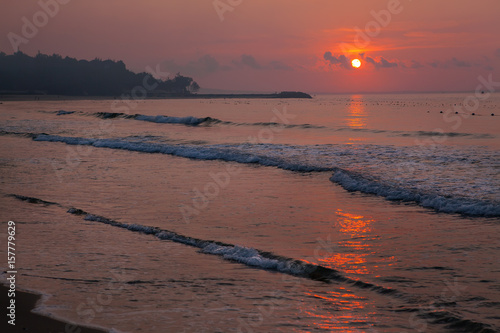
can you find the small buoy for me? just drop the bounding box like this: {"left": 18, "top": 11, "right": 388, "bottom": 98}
{"left": 440, "top": 111, "right": 443, "bottom": 113}
{"left": 481, "top": 91, "right": 485, "bottom": 94}
{"left": 492, "top": 113, "right": 495, "bottom": 116}
{"left": 455, "top": 111, "right": 458, "bottom": 114}
{"left": 471, "top": 113, "right": 475, "bottom": 115}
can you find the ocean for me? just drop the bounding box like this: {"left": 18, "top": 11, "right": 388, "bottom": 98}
{"left": 0, "top": 93, "right": 499, "bottom": 332}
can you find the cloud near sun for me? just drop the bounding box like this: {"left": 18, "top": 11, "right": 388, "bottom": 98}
{"left": 162, "top": 54, "right": 294, "bottom": 77}
{"left": 323, "top": 51, "right": 495, "bottom": 72}
{"left": 323, "top": 51, "right": 398, "bottom": 70}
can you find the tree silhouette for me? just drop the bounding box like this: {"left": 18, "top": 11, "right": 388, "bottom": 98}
{"left": 0, "top": 51, "right": 200, "bottom": 96}
{"left": 189, "top": 81, "right": 200, "bottom": 93}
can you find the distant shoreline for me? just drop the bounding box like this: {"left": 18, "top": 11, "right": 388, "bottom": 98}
{"left": 0, "top": 91, "right": 312, "bottom": 102}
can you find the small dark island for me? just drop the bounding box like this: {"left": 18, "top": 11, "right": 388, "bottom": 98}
{"left": 0, "top": 51, "right": 312, "bottom": 99}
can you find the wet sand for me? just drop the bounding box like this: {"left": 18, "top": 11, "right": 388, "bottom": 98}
{"left": 1, "top": 284, "right": 107, "bottom": 333}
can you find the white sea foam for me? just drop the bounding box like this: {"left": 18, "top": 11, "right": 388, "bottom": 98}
{"left": 331, "top": 170, "right": 500, "bottom": 217}
{"left": 56, "top": 110, "right": 76, "bottom": 116}
{"left": 34, "top": 134, "right": 500, "bottom": 216}
{"left": 73, "top": 209, "right": 322, "bottom": 279}
{"left": 201, "top": 243, "right": 281, "bottom": 269}
{"left": 134, "top": 115, "right": 208, "bottom": 125}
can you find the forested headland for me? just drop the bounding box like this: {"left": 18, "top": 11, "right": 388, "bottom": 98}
{"left": 0, "top": 51, "right": 200, "bottom": 96}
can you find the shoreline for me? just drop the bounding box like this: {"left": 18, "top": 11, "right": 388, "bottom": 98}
{"left": 0, "top": 91, "right": 312, "bottom": 102}
{"left": 0, "top": 284, "right": 108, "bottom": 333}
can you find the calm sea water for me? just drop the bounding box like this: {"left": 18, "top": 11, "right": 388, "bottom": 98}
{"left": 0, "top": 94, "right": 499, "bottom": 332}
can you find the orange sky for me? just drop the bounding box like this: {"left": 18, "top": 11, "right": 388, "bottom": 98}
{"left": 1, "top": 0, "right": 499, "bottom": 93}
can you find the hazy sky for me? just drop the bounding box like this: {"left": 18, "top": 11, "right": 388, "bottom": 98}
{"left": 1, "top": 0, "right": 499, "bottom": 93}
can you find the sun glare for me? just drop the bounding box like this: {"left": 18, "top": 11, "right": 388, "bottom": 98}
{"left": 351, "top": 59, "right": 361, "bottom": 68}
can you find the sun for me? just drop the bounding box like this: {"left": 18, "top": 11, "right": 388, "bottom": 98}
{"left": 351, "top": 59, "right": 361, "bottom": 68}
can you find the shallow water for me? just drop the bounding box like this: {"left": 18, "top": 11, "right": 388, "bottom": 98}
{"left": 0, "top": 94, "right": 499, "bottom": 332}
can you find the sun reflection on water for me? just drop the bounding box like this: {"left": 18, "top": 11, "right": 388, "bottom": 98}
{"left": 299, "top": 209, "right": 392, "bottom": 331}
{"left": 303, "top": 287, "right": 373, "bottom": 332}
{"left": 347, "top": 95, "right": 367, "bottom": 129}
{"left": 317, "top": 209, "right": 376, "bottom": 275}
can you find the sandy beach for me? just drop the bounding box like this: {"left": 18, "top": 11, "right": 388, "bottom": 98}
{"left": 1, "top": 284, "right": 107, "bottom": 333}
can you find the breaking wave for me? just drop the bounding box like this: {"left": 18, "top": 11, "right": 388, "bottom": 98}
{"left": 31, "top": 134, "right": 500, "bottom": 217}
{"left": 94, "top": 112, "right": 219, "bottom": 126}
{"left": 89, "top": 112, "right": 497, "bottom": 138}
{"left": 331, "top": 170, "right": 500, "bottom": 217}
